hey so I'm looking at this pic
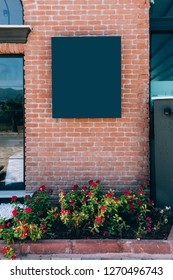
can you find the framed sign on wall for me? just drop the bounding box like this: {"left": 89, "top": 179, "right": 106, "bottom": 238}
{"left": 52, "top": 36, "right": 121, "bottom": 118}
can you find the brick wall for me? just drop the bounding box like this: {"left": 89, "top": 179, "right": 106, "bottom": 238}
{"left": 0, "top": 0, "right": 150, "bottom": 193}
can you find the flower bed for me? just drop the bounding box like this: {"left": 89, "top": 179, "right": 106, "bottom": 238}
{"left": 0, "top": 181, "right": 172, "bottom": 259}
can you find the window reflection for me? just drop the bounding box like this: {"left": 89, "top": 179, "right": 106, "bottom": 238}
{"left": 0, "top": 0, "right": 23, "bottom": 25}
{"left": 0, "top": 57, "right": 24, "bottom": 187}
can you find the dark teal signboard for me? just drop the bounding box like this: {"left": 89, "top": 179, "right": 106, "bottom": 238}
{"left": 52, "top": 36, "right": 121, "bottom": 118}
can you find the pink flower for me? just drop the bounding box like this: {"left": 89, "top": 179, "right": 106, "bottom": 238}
{"left": 24, "top": 207, "right": 32, "bottom": 213}
{"left": 12, "top": 209, "right": 18, "bottom": 217}
{"left": 6, "top": 222, "right": 11, "bottom": 227}
{"left": 146, "top": 216, "right": 151, "bottom": 221}
{"left": 147, "top": 228, "right": 151, "bottom": 233}
{"left": 11, "top": 196, "right": 17, "bottom": 201}
{"left": 146, "top": 223, "right": 151, "bottom": 227}
{"left": 39, "top": 185, "right": 46, "bottom": 191}
{"left": 0, "top": 225, "right": 4, "bottom": 229}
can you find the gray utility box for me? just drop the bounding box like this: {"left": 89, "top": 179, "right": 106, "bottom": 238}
{"left": 153, "top": 97, "right": 173, "bottom": 208}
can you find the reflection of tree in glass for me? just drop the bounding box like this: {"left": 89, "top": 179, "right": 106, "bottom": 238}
{"left": 0, "top": 165, "right": 6, "bottom": 182}
{"left": 0, "top": 95, "right": 23, "bottom": 132}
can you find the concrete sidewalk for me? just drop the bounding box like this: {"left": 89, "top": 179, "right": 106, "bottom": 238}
{"left": 1, "top": 252, "right": 172, "bottom": 260}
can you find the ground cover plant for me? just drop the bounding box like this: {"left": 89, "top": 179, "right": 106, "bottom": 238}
{"left": 0, "top": 181, "right": 172, "bottom": 259}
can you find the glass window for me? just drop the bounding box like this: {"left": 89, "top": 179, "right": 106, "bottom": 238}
{"left": 0, "top": 0, "right": 23, "bottom": 25}
{"left": 0, "top": 56, "right": 24, "bottom": 190}
{"left": 150, "top": 33, "right": 173, "bottom": 106}
{"left": 150, "top": 0, "right": 173, "bottom": 18}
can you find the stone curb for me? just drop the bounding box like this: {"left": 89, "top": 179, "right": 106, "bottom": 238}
{"left": 0, "top": 227, "right": 173, "bottom": 258}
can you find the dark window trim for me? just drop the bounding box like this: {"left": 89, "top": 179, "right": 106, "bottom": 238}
{"left": 150, "top": 17, "right": 173, "bottom": 33}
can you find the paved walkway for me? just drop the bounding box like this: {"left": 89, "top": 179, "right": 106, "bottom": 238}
{"left": 1, "top": 253, "right": 173, "bottom": 260}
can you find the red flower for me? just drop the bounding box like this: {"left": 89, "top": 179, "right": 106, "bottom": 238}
{"left": 12, "top": 209, "right": 18, "bottom": 217}
{"left": 146, "top": 222, "right": 151, "bottom": 227}
{"left": 96, "top": 180, "right": 101, "bottom": 184}
{"left": 40, "top": 224, "right": 46, "bottom": 229}
{"left": 101, "top": 206, "right": 106, "bottom": 212}
{"left": 70, "top": 199, "right": 76, "bottom": 206}
{"left": 138, "top": 190, "right": 145, "bottom": 195}
{"left": 11, "top": 196, "right": 17, "bottom": 201}
{"left": 81, "top": 186, "right": 87, "bottom": 191}
{"left": 39, "top": 185, "right": 46, "bottom": 191}
{"left": 124, "top": 190, "right": 131, "bottom": 196}
{"left": 103, "top": 230, "right": 109, "bottom": 235}
{"left": 146, "top": 216, "right": 151, "bottom": 221}
{"left": 106, "top": 192, "right": 114, "bottom": 198}
{"left": 114, "top": 197, "right": 119, "bottom": 202}
{"left": 95, "top": 217, "right": 102, "bottom": 223}
{"left": 91, "top": 182, "right": 97, "bottom": 188}
{"left": 2, "top": 247, "right": 10, "bottom": 254}
{"left": 87, "top": 192, "right": 93, "bottom": 197}
{"left": 148, "top": 199, "right": 154, "bottom": 205}
{"left": 88, "top": 180, "right": 93, "bottom": 186}
{"left": 60, "top": 209, "right": 71, "bottom": 215}
{"left": 72, "top": 184, "right": 78, "bottom": 191}
{"left": 0, "top": 225, "right": 4, "bottom": 229}
{"left": 24, "top": 207, "right": 32, "bottom": 213}
{"left": 138, "top": 200, "right": 143, "bottom": 206}
{"left": 82, "top": 197, "right": 88, "bottom": 204}
{"left": 147, "top": 228, "right": 151, "bottom": 233}
{"left": 129, "top": 204, "right": 134, "bottom": 211}
{"left": 12, "top": 255, "right": 16, "bottom": 260}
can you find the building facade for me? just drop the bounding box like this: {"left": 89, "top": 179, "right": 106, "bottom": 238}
{"left": 0, "top": 0, "right": 150, "bottom": 196}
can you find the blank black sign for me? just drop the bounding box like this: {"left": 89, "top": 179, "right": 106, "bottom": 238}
{"left": 52, "top": 36, "right": 121, "bottom": 118}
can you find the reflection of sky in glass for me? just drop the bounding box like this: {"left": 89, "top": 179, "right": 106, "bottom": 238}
{"left": 0, "top": 0, "right": 23, "bottom": 25}
{"left": 0, "top": 58, "right": 23, "bottom": 89}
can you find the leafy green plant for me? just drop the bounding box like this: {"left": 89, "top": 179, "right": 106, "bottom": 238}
{"left": 0, "top": 181, "right": 172, "bottom": 259}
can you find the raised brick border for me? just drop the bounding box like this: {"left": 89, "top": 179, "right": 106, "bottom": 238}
{"left": 0, "top": 227, "right": 173, "bottom": 258}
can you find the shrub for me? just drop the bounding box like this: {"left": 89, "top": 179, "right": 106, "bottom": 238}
{"left": 0, "top": 181, "right": 172, "bottom": 259}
